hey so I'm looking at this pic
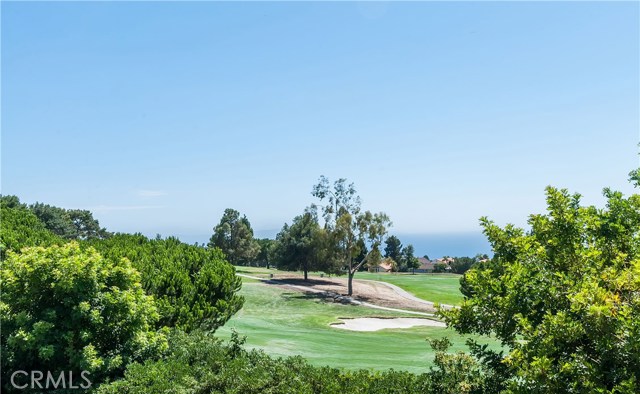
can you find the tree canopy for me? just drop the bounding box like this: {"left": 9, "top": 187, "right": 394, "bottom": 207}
{"left": 442, "top": 184, "right": 640, "bottom": 393}
{"left": 208, "top": 208, "right": 260, "bottom": 265}
{"left": 30, "top": 202, "right": 111, "bottom": 240}
{"left": 312, "top": 176, "right": 392, "bottom": 295}
{"left": 90, "top": 233, "right": 244, "bottom": 332}
{"left": 272, "top": 211, "right": 334, "bottom": 280}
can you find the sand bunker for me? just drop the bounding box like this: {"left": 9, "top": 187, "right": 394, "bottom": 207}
{"left": 331, "top": 317, "right": 446, "bottom": 332}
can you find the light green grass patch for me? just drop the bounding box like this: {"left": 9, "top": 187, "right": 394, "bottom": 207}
{"left": 356, "top": 272, "right": 465, "bottom": 305}
{"left": 218, "top": 281, "right": 499, "bottom": 373}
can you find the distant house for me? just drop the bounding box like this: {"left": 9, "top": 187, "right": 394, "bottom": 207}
{"left": 414, "top": 257, "right": 436, "bottom": 273}
{"left": 414, "top": 257, "right": 454, "bottom": 273}
{"left": 369, "top": 258, "right": 395, "bottom": 273}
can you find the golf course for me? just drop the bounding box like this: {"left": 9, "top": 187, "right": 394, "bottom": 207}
{"left": 217, "top": 268, "right": 500, "bottom": 373}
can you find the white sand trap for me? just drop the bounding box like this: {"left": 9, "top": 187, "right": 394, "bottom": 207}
{"left": 331, "top": 317, "right": 446, "bottom": 332}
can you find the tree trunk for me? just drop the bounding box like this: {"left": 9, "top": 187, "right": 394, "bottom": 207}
{"left": 304, "top": 269, "right": 308, "bottom": 281}
{"left": 347, "top": 271, "right": 354, "bottom": 296}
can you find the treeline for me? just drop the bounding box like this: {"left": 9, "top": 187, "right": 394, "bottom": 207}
{"left": 3, "top": 167, "right": 640, "bottom": 393}
{"left": 209, "top": 176, "right": 392, "bottom": 296}
{"left": 0, "top": 194, "right": 503, "bottom": 393}
{"left": 0, "top": 196, "right": 242, "bottom": 392}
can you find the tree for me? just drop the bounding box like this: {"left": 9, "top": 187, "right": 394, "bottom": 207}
{"left": 433, "top": 263, "right": 448, "bottom": 273}
{"left": 449, "top": 256, "right": 477, "bottom": 274}
{"left": 29, "top": 202, "right": 111, "bottom": 240}
{"left": 272, "top": 212, "right": 328, "bottom": 280}
{"left": 208, "top": 208, "right": 260, "bottom": 265}
{"left": 0, "top": 243, "right": 168, "bottom": 390}
{"left": 255, "top": 238, "right": 276, "bottom": 268}
{"left": 91, "top": 233, "right": 243, "bottom": 332}
{"left": 441, "top": 183, "right": 640, "bottom": 393}
{"left": 402, "top": 244, "right": 421, "bottom": 274}
{"left": 384, "top": 235, "right": 403, "bottom": 264}
{"left": 312, "top": 176, "right": 392, "bottom": 296}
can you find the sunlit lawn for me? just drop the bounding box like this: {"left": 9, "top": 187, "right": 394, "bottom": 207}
{"left": 217, "top": 278, "right": 498, "bottom": 373}
{"left": 234, "top": 266, "right": 465, "bottom": 305}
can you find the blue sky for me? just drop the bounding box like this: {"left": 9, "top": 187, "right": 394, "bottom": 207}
{"left": 2, "top": 2, "right": 639, "bottom": 255}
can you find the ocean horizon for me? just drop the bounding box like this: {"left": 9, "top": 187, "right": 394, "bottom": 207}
{"left": 170, "top": 231, "right": 492, "bottom": 260}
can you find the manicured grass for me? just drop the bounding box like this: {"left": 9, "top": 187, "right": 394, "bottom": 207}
{"left": 234, "top": 266, "right": 465, "bottom": 305}
{"left": 356, "top": 272, "right": 465, "bottom": 306}
{"left": 217, "top": 279, "right": 499, "bottom": 373}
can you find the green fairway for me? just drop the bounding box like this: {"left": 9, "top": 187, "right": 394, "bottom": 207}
{"left": 356, "top": 272, "right": 465, "bottom": 306}
{"left": 217, "top": 279, "right": 499, "bottom": 373}
{"left": 234, "top": 266, "right": 465, "bottom": 305}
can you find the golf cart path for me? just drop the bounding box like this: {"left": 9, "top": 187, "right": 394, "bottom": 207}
{"left": 237, "top": 273, "right": 452, "bottom": 317}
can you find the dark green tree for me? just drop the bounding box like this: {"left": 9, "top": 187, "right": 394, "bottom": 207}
{"left": 208, "top": 208, "right": 260, "bottom": 265}
{"left": 272, "top": 212, "right": 332, "bottom": 280}
{"left": 402, "top": 244, "right": 421, "bottom": 274}
{"left": 255, "top": 238, "right": 276, "bottom": 268}
{"left": 29, "top": 202, "right": 110, "bottom": 240}
{"left": 384, "top": 235, "right": 403, "bottom": 264}
{"left": 91, "top": 233, "right": 243, "bottom": 332}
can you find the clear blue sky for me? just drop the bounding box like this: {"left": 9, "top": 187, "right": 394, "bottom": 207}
{"left": 2, "top": 2, "right": 639, "bottom": 254}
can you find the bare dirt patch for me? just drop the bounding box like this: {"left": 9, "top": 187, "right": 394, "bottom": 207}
{"left": 264, "top": 275, "right": 438, "bottom": 313}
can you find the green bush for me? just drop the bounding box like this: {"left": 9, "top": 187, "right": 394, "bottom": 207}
{"left": 0, "top": 196, "right": 62, "bottom": 259}
{"left": 0, "top": 243, "right": 168, "bottom": 391}
{"left": 89, "top": 234, "right": 243, "bottom": 332}
{"left": 442, "top": 185, "right": 640, "bottom": 393}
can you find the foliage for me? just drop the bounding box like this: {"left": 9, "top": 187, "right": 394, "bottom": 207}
{"left": 441, "top": 185, "right": 640, "bottom": 393}
{"left": 433, "top": 263, "right": 448, "bottom": 273}
{"left": 0, "top": 243, "right": 167, "bottom": 390}
{"left": 208, "top": 208, "right": 260, "bottom": 265}
{"left": 448, "top": 255, "right": 489, "bottom": 275}
{"left": 0, "top": 196, "right": 63, "bottom": 259}
{"left": 384, "top": 235, "right": 403, "bottom": 264}
{"left": 29, "top": 202, "right": 111, "bottom": 240}
{"left": 90, "top": 233, "right": 243, "bottom": 332}
{"left": 255, "top": 238, "right": 276, "bottom": 268}
{"left": 96, "top": 330, "right": 437, "bottom": 394}
{"left": 402, "top": 244, "right": 421, "bottom": 273}
{"left": 312, "top": 176, "right": 392, "bottom": 295}
{"left": 272, "top": 212, "right": 335, "bottom": 279}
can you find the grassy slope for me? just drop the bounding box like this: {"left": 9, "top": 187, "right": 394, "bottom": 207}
{"left": 217, "top": 278, "right": 499, "bottom": 373}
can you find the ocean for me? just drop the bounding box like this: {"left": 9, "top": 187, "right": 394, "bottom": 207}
{"left": 176, "top": 231, "right": 492, "bottom": 260}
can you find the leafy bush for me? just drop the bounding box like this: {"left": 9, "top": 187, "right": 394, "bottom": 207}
{"left": 0, "top": 243, "right": 168, "bottom": 391}
{"left": 442, "top": 185, "right": 640, "bottom": 393}
{"left": 89, "top": 234, "right": 243, "bottom": 332}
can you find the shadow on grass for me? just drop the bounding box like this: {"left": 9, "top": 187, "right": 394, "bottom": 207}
{"left": 270, "top": 278, "right": 337, "bottom": 287}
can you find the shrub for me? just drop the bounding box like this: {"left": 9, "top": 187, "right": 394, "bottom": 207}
{"left": 89, "top": 234, "right": 243, "bottom": 332}
{"left": 0, "top": 243, "right": 168, "bottom": 391}
{"left": 0, "top": 196, "right": 62, "bottom": 259}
